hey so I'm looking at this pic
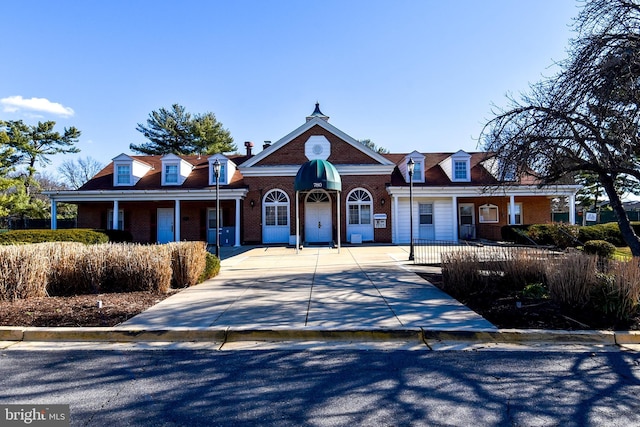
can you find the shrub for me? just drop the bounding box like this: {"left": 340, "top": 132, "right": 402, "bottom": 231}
{"left": 0, "top": 229, "right": 109, "bottom": 245}
{"left": 579, "top": 223, "right": 625, "bottom": 247}
{"left": 95, "top": 229, "right": 133, "bottom": 243}
{"left": 199, "top": 252, "right": 220, "bottom": 283}
{"left": 523, "top": 223, "right": 580, "bottom": 248}
{"left": 583, "top": 240, "right": 616, "bottom": 258}
{"left": 501, "top": 225, "right": 533, "bottom": 244}
{"left": 167, "top": 241, "right": 208, "bottom": 288}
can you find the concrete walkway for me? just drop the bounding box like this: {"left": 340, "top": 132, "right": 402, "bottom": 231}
{"left": 121, "top": 245, "right": 496, "bottom": 331}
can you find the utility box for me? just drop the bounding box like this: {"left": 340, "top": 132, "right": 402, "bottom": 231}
{"left": 374, "top": 213, "right": 387, "bottom": 229}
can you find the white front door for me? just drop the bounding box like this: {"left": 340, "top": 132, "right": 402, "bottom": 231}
{"left": 458, "top": 203, "right": 476, "bottom": 240}
{"left": 305, "top": 191, "right": 332, "bottom": 243}
{"left": 157, "top": 208, "right": 175, "bottom": 243}
{"left": 418, "top": 203, "right": 435, "bottom": 240}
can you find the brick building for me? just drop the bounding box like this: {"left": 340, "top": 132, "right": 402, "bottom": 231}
{"left": 47, "top": 104, "right": 580, "bottom": 246}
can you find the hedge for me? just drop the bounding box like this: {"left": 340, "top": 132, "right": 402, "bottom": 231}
{"left": 0, "top": 229, "right": 109, "bottom": 245}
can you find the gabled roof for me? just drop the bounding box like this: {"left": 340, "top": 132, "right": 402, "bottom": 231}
{"left": 240, "top": 117, "right": 394, "bottom": 168}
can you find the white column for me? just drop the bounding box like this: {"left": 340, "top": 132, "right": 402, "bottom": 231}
{"left": 113, "top": 200, "right": 119, "bottom": 230}
{"left": 337, "top": 190, "right": 341, "bottom": 253}
{"left": 569, "top": 193, "right": 576, "bottom": 224}
{"left": 295, "top": 191, "right": 300, "bottom": 254}
{"left": 452, "top": 196, "right": 458, "bottom": 241}
{"left": 392, "top": 195, "right": 399, "bottom": 244}
{"left": 509, "top": 195, "right": 516, "bottom": 225}
{"left": 174, "top": 199, "right": 180, "bottom": 241}
{"left": 235, "top": 198, "right": 241, "bottom": 247}
{"left": 51, "top": 199, "right": 57, "bottom": 230}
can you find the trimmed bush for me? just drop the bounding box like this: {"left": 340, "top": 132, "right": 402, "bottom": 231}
{"left": 95, "top": 229, "right": 133, "bottom": 243}
{"left": 578, "top": 222, "right": 625, "bottom": 247}
{"left": 199, "top": 252, "right": 220, "bottom": 283}
{"left": 583, "top": 240, "right": 616, "bottom": 258}
{"left": 0, "top": 229, "right": 109, "bottom": 245}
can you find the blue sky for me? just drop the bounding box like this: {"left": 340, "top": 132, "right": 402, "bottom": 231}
{"left": 1, "top": 0, "right": 579, "bottom": 176}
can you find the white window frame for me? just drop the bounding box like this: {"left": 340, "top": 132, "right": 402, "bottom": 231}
{"left": 508, "top": 203, "right": 523, "bottom": 225}
{"left": 107, "top": 209, "right": 124, "bottom": 230}
{"left": 347, "top": 189, "right": 372, "bottom": 225}
{"left": 479, "top": 204, "right": 499, "bottom": 223}
{"left": 163, "top": 163, "right": 179, "bottom": 185}
{"left": 264, "top": 189, "right": 289, "bottom": 227}
{"left": 453, "top": 160, "right": 468, "bottom": 181}
{"left": 209, "top": 159, "right": 227, "bottom": 185}
{"left": 114, "top": 163, "right": 131, "bottom": 186}
{"left": 419, "top": 203, "right": 433, "bottom": 225}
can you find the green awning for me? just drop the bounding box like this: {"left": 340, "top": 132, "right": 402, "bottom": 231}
{"left": 294, "top": 159, "right": 342, "bottom": 191}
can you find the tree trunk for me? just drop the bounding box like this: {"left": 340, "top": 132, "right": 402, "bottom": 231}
{"left": 601, "top": 174, "right": 640, "bottom": 256}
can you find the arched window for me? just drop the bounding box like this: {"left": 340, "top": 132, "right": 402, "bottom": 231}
{"left": 264, "top": 189, "right": 289, "bottom": 226}
{"left": 347, "top": 189, "right": 372, "bottom": 225}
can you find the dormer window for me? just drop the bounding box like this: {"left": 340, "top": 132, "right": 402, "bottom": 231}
{"left": 116, "top": 164, "right": 131, "bottom": 185}
{"left": 403, "top": 151, "right": 425, "bottom": 183}
{"left": 454, "top": 160, "right": 468, "bottom": 180}
{"left": 209, "top": 155, "right": 236, "bottom": 186}
{"left": 212, "top": 161, "right": 227, "bottom": 184}
{"left": 112, "top": 154, "right": 152, "bottom": 187}
{"left": 160, "top": 154, "right": 192, "bottom": 186}
{"left": 165, "top": 164, "right": 179, "bottom": 184}
{"left": 440, "top": 150, "right": 471, "bottom": 182}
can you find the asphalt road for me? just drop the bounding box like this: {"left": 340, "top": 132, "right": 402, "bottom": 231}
{"left": 1, "top": 349, "right": 639, "bottom": 426}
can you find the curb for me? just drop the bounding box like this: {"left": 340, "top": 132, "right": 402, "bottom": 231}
{"left": 2, "top": 326, "right": 639, "bottom": 346}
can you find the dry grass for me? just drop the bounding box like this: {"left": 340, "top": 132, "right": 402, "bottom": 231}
{"left": 545, "top": 252, "right": 598, "bottom": 307}
{"left": 0, "top": 241, "right": 210, "bottom": 301}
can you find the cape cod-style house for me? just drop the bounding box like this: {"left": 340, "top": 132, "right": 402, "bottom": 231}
{"left": 47, "top": 104, "right": 580, "bottom": 247}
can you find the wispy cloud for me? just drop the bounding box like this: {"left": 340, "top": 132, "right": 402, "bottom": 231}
{"left": 1, "top": 95, "right": 74, "bottom": 118}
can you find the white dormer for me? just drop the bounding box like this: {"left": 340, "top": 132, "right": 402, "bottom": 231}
{"left": 439, "top": 150, "right": 471, "bottom": 182}
{"left": 481, "top": 157, "right": 517, "bottom": 182}
{"left": 400, "top": 151, "right": 425, "bottom": 183}
{"left": 208, "top": 154, "right": 236, "bottom": 185}
{"left": 112, "top": 154, "right": 152, "bottom": 187}
{"left": 161, "top": 154, "right": 193, "bottom": 186}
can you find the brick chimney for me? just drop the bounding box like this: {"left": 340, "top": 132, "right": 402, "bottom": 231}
{"left": 244, "top": 141, "right": 254, "bottom": 156}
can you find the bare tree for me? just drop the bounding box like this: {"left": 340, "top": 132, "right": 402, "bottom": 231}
{"left": 58, "top": 156, "right": 104, "bottom": 189}
{"left": 481, "top": 0, "right": 640, "bottom": 255}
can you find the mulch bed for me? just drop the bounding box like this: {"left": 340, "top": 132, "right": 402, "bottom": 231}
{"left": 0, "top": 290, "right": 179, "bottom": 327}
{"left": 419, "top": 272, "right": 640, "bottom": 331}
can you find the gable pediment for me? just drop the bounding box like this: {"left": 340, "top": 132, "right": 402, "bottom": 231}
{"left": 241, "top": 117, "right": 394, "bottom": 168}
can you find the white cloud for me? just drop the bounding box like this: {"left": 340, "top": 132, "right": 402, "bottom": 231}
{"left": 0, "top": 95, "right": 75, "bottom": 118}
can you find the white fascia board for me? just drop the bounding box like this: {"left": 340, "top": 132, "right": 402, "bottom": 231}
{"left": 387, "top": 185, "right": 581, "bottom": 198}
{"left": 241, "top": 117, "right": 394, "bottom": 167}
{"left": 239, "top": 164, "right": 397, "bottom": 177}
{"left": 44, "top": 188, "right": 249, "bottom": 202}
{"left": 239, "top": 165, "right": 300, "bottom": 177}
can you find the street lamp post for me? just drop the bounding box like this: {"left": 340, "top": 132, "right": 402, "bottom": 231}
{"left": 407, "top": 158, "right": 415, "bottom": 261}
{"left": 213, "top": 159, "right": 221, "bottom": 259}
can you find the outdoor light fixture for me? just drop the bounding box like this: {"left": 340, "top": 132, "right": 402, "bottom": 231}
{"left": 213, "top": 159, "right": 221, "bottom": 259}
{"left": 380, "top": 198, "right": 385, "bottom": 206}
{"left": 407, "top": 158, "right": 415, "bottom": 261}
{"left": 250, "top": 200, "right": 255, "bottom": 208}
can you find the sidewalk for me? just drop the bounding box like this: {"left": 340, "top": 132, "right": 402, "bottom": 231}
{"left": 120, "top": 245, "right": 495, "bottom": 331}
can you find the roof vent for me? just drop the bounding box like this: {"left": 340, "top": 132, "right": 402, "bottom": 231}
{"left": 263, "top": 140, "right": 272, "bottom": 150}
